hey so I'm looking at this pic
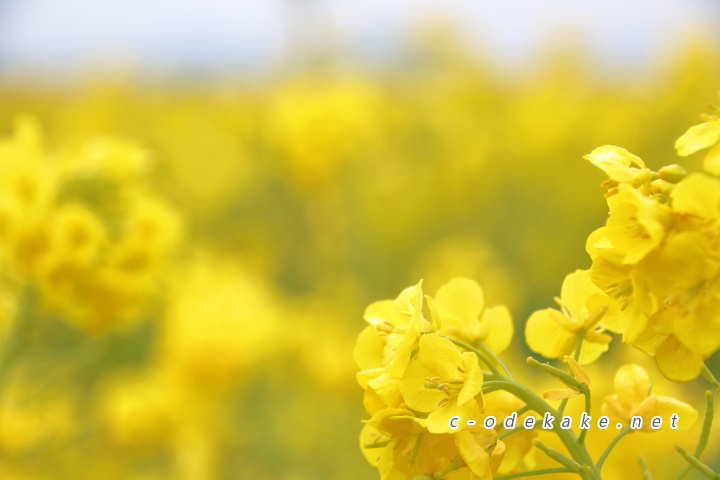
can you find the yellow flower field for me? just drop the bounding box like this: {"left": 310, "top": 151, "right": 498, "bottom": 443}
{"left": 0, "top": 38, "right": 719, "bottom": 479}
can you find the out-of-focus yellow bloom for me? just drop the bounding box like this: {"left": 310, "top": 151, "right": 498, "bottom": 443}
{"left": 161, "top": 257, "right": 279, "bottom": 391}
{"left": 0, "top": 116, "right": 181, "bottom": 334}
{"left": 601, "top": 364, "right": 697, "bottom": 432}
{"left": 0, "top": 375, "right": 75, "bottom": 454}
{"left": 400, "top": 333, "right": 483, "bottom": 433}
{"left": 432, "top": 277, "right": 513, "bottom": 354}
{"left": 525, "top": 270, "right": 618, "bottom": 364}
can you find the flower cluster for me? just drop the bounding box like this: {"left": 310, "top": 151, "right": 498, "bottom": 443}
{"left": 0, "top": 116, "right": 180, "bottom": 334}
{"left": 355, "top": 279, "right": 536, "bottom": 479}
{"left": 578, "top": 127, "right": 720, "bottom": 381}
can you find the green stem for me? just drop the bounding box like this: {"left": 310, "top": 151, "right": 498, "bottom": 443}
{"left": 473, "top": 341, "right": 514, "bottom": 379}
{"left": 676, "top": 446, "right": 720, "bottom": 479}
{"left": 533, "top": 439, "right": 584, "bottom": 473}
{"left": 596, "top": 427, "right": 631, "bottom": 470}
{"left": 578, "top": 389, "right": 591, "bottom": 445}
{"left": 495, "top": 467, "right": 573, "bottom": 480}
{"left": 445, "top": 337, "right": 502, "bottom": 378}
{"left": 485, "top": 379, "right": 600, "bottom": 480}
{"left": 702, "top": 364, "right": 720, "bottom": 393}
{"left": 638, "top": 456, "right": 653, "bottom": 480}
{"left": 677, "top": 391, "right": 714, "bottom": 480}
{"left": 434, "top": 458, "right": 463, "bottom": 478}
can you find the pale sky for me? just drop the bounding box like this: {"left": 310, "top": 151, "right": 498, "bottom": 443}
{"left": 0, "top": 0, "right": 718, "bottom": 74}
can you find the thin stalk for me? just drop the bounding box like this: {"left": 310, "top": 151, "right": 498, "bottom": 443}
{"left": 676, "top": 446, "right": 720, "bottom": 479}
{"left": 578, "top": 389, "right": 591, "bottom": 445}
{"left": 638, "top": 456, "right": 653, "bottom": 480}
{"left": 485, "top": 379, "right": 600, "bottom": 480}
{"left": 596, "top": 426, "right": 631, "bottom": 470}
{"left": 702, "top": 364, "right": 720, "bottom": 393}
{"left": 495, "top": 467, "right": 573, "bottom": 480}
{"left": 677, "top": 391, "right": 714, "bottom": 480}
{"left": 474, "top": 341, "right": 514, "bottom": 379}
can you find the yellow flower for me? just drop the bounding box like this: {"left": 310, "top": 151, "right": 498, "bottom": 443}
{"left": 525, "top": 270, "right": 617, "bottom": 365}
{"left": 363, "top": 407, "right": 441, "bottom": 480}
{"left": 361, "top": 407, "right": 504, "bottom": 480}
{"left": 586, "top": 184, "right": 669, "bottom": 265}
{"left": 432, "top": 277, "right": 513, "bottom": 354}
{"left": 675, "top": 116, "right": 720, "bottom": 176}
{"left": 355, "top": 282, "right": 429, "bottom": 413}
{"left": 483, "top": 391, "right": 537, "bottom": 475}
{"left": 601, "top": 364, "right": 697, "bottom": 432}
{"left": 584, "top": 145, "right": 653, "bottom": 186}
{"left": 400, "top": 333, "right": 483, "bottom": 433}
{"left": 446, "top": 427, "right": 505, "bottom": 480}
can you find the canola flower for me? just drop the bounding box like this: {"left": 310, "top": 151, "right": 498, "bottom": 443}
{"left": 0, "top": 116, "right": 181, "bottom": 334}
{"left": 356, "top": 104, "right": 720, "bottom": 479}
{"left": 565, "top": 102, "right": 720, "bottom": 384}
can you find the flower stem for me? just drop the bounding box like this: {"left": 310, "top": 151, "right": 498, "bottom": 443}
{"left": 638, "top": 456, "right": 653, "bottom": 480}
{"left": 702, "top": 364, "right": 720, "bottom": 393}
{"left": 677, "top": 390, "right": 714, "bottom": 480}
{"left": 596, "top": 426, "right": 631, "bottom": 470}
{"left": 676, "top": 446, "right": 720, "bottom": 479}
{"left": 495, "top": 467, "right": 573, "bottom": 480}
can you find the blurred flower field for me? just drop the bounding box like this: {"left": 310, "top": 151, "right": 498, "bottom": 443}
{"left": 0, "top": 40, "right": 719, "bottom": 479}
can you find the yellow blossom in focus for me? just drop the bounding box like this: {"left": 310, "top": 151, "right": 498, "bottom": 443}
{"left": 401, "top": 333, "right": 484, "bottom": 433}
{"left": 525, "top": 269, "right": 618, "bottom": 364}
{"left": 432, "top": 277, "right": 513, "bottom": 354}
{"left": 355, "top": 282, "right": 430, "bottom": 413}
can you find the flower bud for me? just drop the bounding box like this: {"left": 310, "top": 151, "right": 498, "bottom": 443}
{"left": 658, "top": 164, "right": 688, "bottom": 183}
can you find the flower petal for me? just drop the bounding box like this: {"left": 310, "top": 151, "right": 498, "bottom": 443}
{"left": 675, "top": 119, "right": 720, "bottom": 156}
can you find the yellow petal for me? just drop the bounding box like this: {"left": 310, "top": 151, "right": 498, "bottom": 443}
{"left": 354, "top": 325, "right": 385, "bottom": 370}
{"left": 560, "top": 270, "right": 605, "bottom": 320}
{"left": 417, "top": 333, "right": 463, "bottom": 378}
{"left": 655, "top": 337, "right": 705, "bottom": 382}
{"left": 543, "top": 388, "right": 581, "bottom": 400}
{"left": 399, "top": 359, "right": 446, "bottom": 413}
{"left": 386, "top": 322, "right": 420, "bottom": 378}
{"left": 426, "top": 396, "right": 481, "bottom": 434}
{"left": 671, "top": 173, "right": 720, "bottom": 220}
{"left": 480, "top": 305, "right": 513, "bottom": 354}
{"left": 525, "top": 309, "right": 577, "bottom": 359}
{"left": 584, "top": 145, "right": 646, "bottom": 181}
{"left": 564, "top": 356, "right": 590, "bottom": 385}
{"left": 368, "top": 373, "right": 403, "bottom": 408}
{"left": 364, "top": 282, "right": 424, "bottom": 328}
{"left": 457, "top": 352, "right": 484, "bottom": 406}
{"left": 703, "top": 141, "right": 720, "bottom": 176}
{"left": 675, "top": 119, "right": 720, "bottom": 156}
{"left": 455, "top": 429, "right": 494, "bottom": 480}
{"left": 434, "top": 277, "right": 484, "bottom": 330}
{"left": 359, "top": 423, "right": 388, "bottom": 467}
{"left": 576, "top": 338, "right": 610, "bottom": 365}
{"left": 651, "top": 396, "right": 698, "bottom": 431}
{"left": 613, "top": 364, "right": 650, "bottom": 408}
